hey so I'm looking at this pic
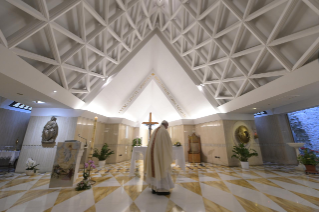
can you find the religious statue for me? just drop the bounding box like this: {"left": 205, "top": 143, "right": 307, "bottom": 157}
{"left": 42, "top": 116, "right": 59, "bottom": 143}
{"left": 235, "top": 125, "right": 250, "bottom": 144}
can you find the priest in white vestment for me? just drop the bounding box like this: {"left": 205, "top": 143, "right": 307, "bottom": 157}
{"left": 145, "top": 120, "right": 174, "bottom": 195}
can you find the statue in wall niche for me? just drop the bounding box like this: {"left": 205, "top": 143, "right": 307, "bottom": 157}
{"left": 42, "top": 116, "right": 59, "bottom": 143}
{"left": 235, "top": 125, "right": 250, "bottom": 144}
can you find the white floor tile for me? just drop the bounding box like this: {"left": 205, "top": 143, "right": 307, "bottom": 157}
{"left": 0, "top": 191, "right": 27, "bottom": 211}
{"left": 94, "top": 177, "right": 121, "bottom": 187}
{"left": 52, "top": 189, "right": 95, "bottom": 212}
{"left": 200, "top": 182, "right": 246, "bottom": 212}
{"left": 135, "top": 187, "right": 169, "bottom": 212}
{"left": 6, "top": 190, "right": 59, "bottom": 212}
{"left": 248, "top": 180, "right": 319, "bottom": 209}
{"left": 95, "top": 187, "right": 132, "bottom": 212}
{"left": 170, "top": 184, "right": 206, "bottom": 212}
{"left": 223, "top": 181, "right": 285, "bottom": 212}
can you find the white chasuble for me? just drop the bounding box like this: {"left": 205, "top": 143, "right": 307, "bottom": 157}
{"left": 144, "top": 125, "right": 174, "bottom": 191}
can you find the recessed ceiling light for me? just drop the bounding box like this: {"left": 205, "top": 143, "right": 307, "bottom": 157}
{"left": 253, "top": 108, "right": 257, "bottom": 110}
{"left": 53, "top": 91, "right": 57, "bottom": 93}
{"left": 34, "top": 101, "right": 45, "bottom": 104}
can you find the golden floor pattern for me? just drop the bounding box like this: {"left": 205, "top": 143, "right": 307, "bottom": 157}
{"left": 0, "top": 162, "right": 319, "bottom": 212}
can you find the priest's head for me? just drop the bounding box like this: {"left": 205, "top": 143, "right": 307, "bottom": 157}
{"left": 161, "top": 120, "right": 169, "bottom": 129}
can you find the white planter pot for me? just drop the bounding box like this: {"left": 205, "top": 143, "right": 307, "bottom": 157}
{"left": 240, "top": 161, "right": 249, "bottom": 169}
{"left": 25, "top": 170, "right": 38, "bottom": 176}
{"left": 98, "top": 160, "right": 106, "bottom": 168}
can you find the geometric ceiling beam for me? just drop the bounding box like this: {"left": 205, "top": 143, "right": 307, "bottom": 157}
{"left": 293, "top": 36, "right": 319, "bottom": 71}
{"left": 78, "top": 2, "right": 86, "bottom": 42}
{"left": 244, "top": 22, "right": 267, "bottom": 45}
{"left": 86, "top": 26, "right": 106, "bottom": 43}
{"left": 49, "top": 0, "right": 81, "bottom": 21}
{"left": 107, "top": 28, "right": 131, "bottom": 52}
{"left": 236, "top": 79, "right": 249, "bottom": 98}
{"left": 60, "top": 44, "right": 84, "bottom": 63}
{"left": 213, "top": 2, "right": 223, "bottom": 36}
{"left": 230, "top": 24, "right": 245, "bottom": 55}
{"left": 205, "top": 76, "right": 246, "bottom": 84}
{"left": 222, "top": 0, "right": 243, "bottom": 20}
{"left": 68, "top": 73, "right": 87, "bottom": 89}
{"left": 83, "top": 0, "right": 107, "bottom": 26}
{"left": 243, "top": 0, "right": 255, "bottom": 19}
{"left": 198, "top": 1, "right": 219, "bottom": 20}
{"left": 86, "top": 44, "right": 118, "bottom": 64}
{"left": 231, "top": 45, "right": 264, "bottom": 58}
{"left": 215, "top": 96, "right": 234, "bottom": 100}
{"left": 161, "top": 6, "right": 182, "bottom": 31}
{"left": 303, "top": 0, "right": 319, "bottom": 16}
{"left": 7, "top": 21, "right": 47, "bottom": 49}
{"left": 214, "top": 22, "right": 241, "bottom": 39}
{"left": 61, "top": 64, "right": 104, "bottom": 77}
{"left": 267, "top": 46, "right": 293, "bottom": 71}
{"left": 222, "top": 82, "right": 236, "bottom": 97}
{"left": 44, "top": 25, "right": 61, "bottom": 63}
{"left": 250, "top": 70, "right": 287, "bottom": 78}
{"left": 89, "top": 57, "right": 105, "bottom": 71}
{"left": 70, "top": 89, "right": 89, "bottom": 94}
{"left": 37, "top": 0, "right": 50, "bottom": 20}
{"left": 248, "top": 78, "right": 260, "bottom": 89}
{"left": 267, "top": 0, "right": 298, "bottom": 44}
{"left": 6, "top": 0, "right": 47, "bottom": 21}
{"left": 50, "top": 22, "right": 84, "bottom": 44}
{"left": 270, "top": 25, "right": 319, "bottom": 46}
{"left": 245, "top": 0, "right": 288, "bottom": 21}
{"left": 11, "top": 47, "right": 59, "bottom": 65}
{"left": 86, "top": 74, "right": 90, "bottom": 92}
{"left": 57, "top": 67, "right": 68, "bottom": 90}
{"left": 248, "top": 48, "right": 267, "bottom": 76}
{"left": 42, "top": 65, "right": 59, "bottom": 76}
{"left": 0, "top": 29, "right": 8, "bottom": 48}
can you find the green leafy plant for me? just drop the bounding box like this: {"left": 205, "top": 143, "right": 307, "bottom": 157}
{"left": 231, "top": 143, "right": 258, "bottom": 162}
{"left": 297, "top": 147, "right": 319, "bottom": 165}
{"left": 132, "top": 138, "right": 142, "bottom": 147}
{"left": 93, "top": 143, "right": 114, "bottom": 161}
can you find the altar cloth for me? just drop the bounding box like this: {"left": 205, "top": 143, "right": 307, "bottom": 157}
{"left": 129, "top": 146, "right": 186, "bottom": 176}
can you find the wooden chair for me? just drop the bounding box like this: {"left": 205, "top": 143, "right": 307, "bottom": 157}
{"left": 188, "top": 133, "right": 201, "bottom": 163}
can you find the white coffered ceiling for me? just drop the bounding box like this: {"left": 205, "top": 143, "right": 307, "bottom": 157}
{"left": 0, "top": 0, "right": 319, "bottom": 110}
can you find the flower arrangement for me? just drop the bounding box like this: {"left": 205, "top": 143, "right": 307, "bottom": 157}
{"left": 93, "top": 143, "right": 114, "bottom": 161}
{"left": 231, "top": 143, "right": 258, "bottom": 162}
{"left": 297, "top": 147, "right": 319, "bottom": 166}
{"left": 25, "top": 158, "right": 39, "bottom": 173}
{"left": 75, "top": 160, "right": 96, "bottom": 191}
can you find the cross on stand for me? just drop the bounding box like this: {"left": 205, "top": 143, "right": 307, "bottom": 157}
{"left": 142, "top": 113, "right": 158, "bottom": 144}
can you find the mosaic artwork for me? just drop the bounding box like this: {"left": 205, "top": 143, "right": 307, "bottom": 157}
{"left": 0, "top": 161, "right": 319, "bottom": 211}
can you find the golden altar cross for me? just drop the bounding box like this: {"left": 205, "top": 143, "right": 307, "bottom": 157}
{"left": 142, "top": 113, "right": 158, "bottom": 143}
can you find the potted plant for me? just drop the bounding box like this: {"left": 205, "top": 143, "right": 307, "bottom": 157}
{"left": 25, "top": 158, "right": 39, "bottom": 176}
{"left": 75, "top": 160, "right": 96, "bottom": 191}
{"left": 297, "top": 147, "right": 319, "bottom": 173}
{"left": 132, "top": 138, "right": 141, "bottom": 147}
{"left": 93, "top": 143, "right": 114, "bottom": 167}
{"left": 231, "top": 143, "right": 258, "bottom": 169}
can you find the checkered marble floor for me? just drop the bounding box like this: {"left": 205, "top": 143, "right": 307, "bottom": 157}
{"left": 1, "top": 161, "right": 319, "bottom": 212}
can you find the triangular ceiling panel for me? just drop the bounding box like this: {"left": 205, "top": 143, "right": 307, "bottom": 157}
{"left": 123, "top": 80, "right": 182, "bottom": 122}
